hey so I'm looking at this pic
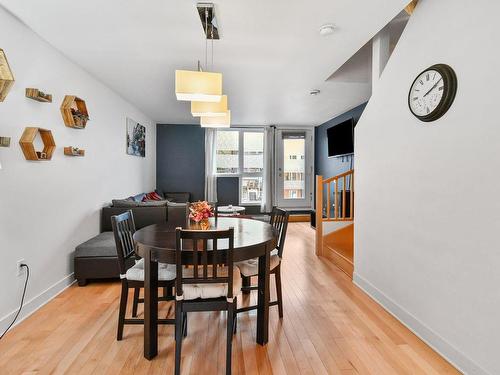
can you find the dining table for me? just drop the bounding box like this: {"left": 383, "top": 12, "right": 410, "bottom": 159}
{"left": 133, "top": 216, "right": 278, "bottom": 360}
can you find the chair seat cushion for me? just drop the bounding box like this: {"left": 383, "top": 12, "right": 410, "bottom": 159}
{"left": 125, "top": 259, "right": 176, "bottom": 281}
{"left": 236, "top": 249, "right": 281, "bottom": 277}
{"left": 181, "top": 267, "right": 242, "bottom": 300}
{"left": 75, "top": 232, "right": 116, "bottom": 258}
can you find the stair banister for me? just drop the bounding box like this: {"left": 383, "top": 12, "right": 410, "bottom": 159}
{"left": 315, "top": 170, "right": 354, "bottom": 256}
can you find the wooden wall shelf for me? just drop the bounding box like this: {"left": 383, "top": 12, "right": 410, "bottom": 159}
{"left": 26, "top": 88, "right": 52, "bottom": 103}
{"left": 0, "top": 49, "right": 15, "bottom": 102}
{"left": 60, "top": 95, "right": 89, "bottom": 129}
{"left": 0, "top": 137, "right": 11, "bottom": 147}
{"left": 19, "top": 127, "right": 56, "bottom": 161}
{"left": 64, "top": 146, "right": 85, "bottom": 157}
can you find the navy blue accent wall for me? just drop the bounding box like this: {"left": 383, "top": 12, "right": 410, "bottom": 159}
{"left": 217, "top": 177, "right": 239, "bottom": 206}
{"left": 314, "top": 103, "right": 367, "bottom": 179}
{"left": 157, "top": 124, "right": 206, "bottom": 201}
{"left": 156, "top": 124, "right": 261, "bottom": 213}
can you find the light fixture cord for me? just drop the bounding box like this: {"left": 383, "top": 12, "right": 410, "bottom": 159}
{"left": 205, "top": 7, "right": 208, "bottom": 71}
{"left": 211, "top": 16, "right": 214, "bottom": 71}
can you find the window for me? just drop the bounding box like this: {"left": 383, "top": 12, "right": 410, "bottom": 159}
{"left": 215, "top": 129, "right": 264, "bottom": 204}
{"left": 283, "top": 137, "right": 305, "bottom": 200}
{"left": 241, "top": 177, "right": 263, "bottom": 204}
{"left": 216, "top": 131, "right": 239, "bottom": 174}
{"left": 244, "top": 132, "right": 263, "bottom": 173}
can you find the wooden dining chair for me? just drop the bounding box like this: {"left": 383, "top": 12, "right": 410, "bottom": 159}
{"left": 174, "top": 227, "right": 240, "bottom": 375}
{"left": 236, "top": 207, "right": 290, "bottom": 318}
{"left": 111, "top": 211, "right": 177, "bottom": 340}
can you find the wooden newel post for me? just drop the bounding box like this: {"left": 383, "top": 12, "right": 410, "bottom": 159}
{"left": 315, "top": 175, "right": 323, "bottom": 256}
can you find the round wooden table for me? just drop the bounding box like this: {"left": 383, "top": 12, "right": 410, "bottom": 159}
{"left": 133, "top": 217, "right": 278, "bottom": 360}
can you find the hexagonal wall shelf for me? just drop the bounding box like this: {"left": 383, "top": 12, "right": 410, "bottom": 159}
{"left": 0, "top": 48, "right": 15, "bottom": 102}
{"left": 60, "top": 95, "right": 89, "bottom": 129}
{"left": 19, "top": 127, "right": 56, "bottom": 161}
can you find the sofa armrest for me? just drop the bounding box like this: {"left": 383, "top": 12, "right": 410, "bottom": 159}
{"left": 167, "top": 202, "right": 189, "bottom": 228}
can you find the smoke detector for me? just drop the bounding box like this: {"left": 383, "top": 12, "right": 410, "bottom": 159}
{"left": 310, "top": 89, "right": 321, "bottom": 96}
{"left": 319, "top": 24, "right": 335, "bottom": 36}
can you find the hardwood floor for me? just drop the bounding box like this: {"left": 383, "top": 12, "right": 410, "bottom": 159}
{"left": 0, "top": 223, "right": 459, "bottom": 375}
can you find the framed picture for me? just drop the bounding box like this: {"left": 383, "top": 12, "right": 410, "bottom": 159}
{"left": 126, "top": 118, "right": 146, "bottom": 157}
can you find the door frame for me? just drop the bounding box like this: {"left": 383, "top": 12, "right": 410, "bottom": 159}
{"left": 274, "top": 127, "right": 314, "bottom": 210}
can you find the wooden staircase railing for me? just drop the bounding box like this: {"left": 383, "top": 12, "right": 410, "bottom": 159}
{"left": 315, "top": 170, "right": 354, "bottom": 256}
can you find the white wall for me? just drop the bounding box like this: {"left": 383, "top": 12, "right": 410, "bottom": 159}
{"left": 0, "top": 7, "right": 156, "bottom": 332}
{"left": 354, "top": 1, "right": 500, "bottom": 374}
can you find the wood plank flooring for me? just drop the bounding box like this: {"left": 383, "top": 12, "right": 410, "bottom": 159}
{"left": 0, "top": 223, "right": 459, "bottom": 374}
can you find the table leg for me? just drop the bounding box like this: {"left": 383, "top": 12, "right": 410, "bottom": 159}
{"left": 256, "top": 245, "right": 270, "bottom": 345}
{"left": 144, "top": 249, "right": 158, "bottom": 359}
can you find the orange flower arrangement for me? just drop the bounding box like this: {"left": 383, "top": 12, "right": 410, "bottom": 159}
{"left": 189, "top": 201, "right": 214, "bottom": 223}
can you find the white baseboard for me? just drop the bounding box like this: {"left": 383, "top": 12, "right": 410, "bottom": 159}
{"left": 353, "top": 272, "right": 489, "bottom": 375}
{"left": 0, "top": 273, "right": 76, "bottom": 335}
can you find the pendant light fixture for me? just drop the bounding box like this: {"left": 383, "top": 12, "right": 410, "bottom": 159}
{"left": 175, "top": 70, "right": 222, "bottom": 102}
{"left": 191, "top": 94, "right": 228, "bottom": 117}
{"left": 175, "top": 4, "right": 223, "bottom": 103}
{"left": 201, "top": 110, "right": 231, "bottom": 128}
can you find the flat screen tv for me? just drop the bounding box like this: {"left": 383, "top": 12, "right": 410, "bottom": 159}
{"left": 327, "top": 118, "right": 354, "bottom": 157}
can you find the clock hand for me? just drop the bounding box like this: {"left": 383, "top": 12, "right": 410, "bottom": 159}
{"left": 423, "top": 78, "right": 443, "bottom": 97}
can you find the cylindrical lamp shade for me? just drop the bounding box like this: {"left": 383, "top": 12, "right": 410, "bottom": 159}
{"left": 201, "top": 110, "right": 231, "bottom": 128}
{"left": 175, "top": 70, "right": 222, "bottom": 102}
{"left": 191, "top": 95, "right": 228, "bottom": 117}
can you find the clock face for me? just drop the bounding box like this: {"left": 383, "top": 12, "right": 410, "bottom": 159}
{"left": 408, "top": 64, "right": 457, "bottom": 122}
{"left": 409, "top": 70, "right": 444, "bottom": 116}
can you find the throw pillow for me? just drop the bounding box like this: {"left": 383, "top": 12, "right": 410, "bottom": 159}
{"left": 133, "top": 193, "right": 146, "bottom": 202}
{"left": 143, "top": 191, "right": 163, "bottom": 201}
{"left": 155, "top": 189, "right": 165, "bottom": 199}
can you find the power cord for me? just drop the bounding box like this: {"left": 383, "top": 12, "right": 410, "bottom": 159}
{"left": 0, "top": 264, "right": 30, "bottom": 340}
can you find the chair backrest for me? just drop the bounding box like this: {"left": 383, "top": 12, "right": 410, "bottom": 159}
{"left": 175, "top": 227, "right": 235, "bottom": 301}
{"left": 270, "top": 207, "right": 290, "bottom": 258}
{"left": 111, "top": 210, "right": 137, "bottom": 275}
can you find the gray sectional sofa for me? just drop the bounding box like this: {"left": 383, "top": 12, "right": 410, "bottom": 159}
{"left": 74, "top": 192, "right": 190, "bottom": 286}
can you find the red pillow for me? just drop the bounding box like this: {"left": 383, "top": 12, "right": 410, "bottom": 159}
{"left": 143, "top": 191, "right": 163, "bottom": 201}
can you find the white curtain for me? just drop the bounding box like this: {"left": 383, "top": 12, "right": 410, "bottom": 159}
{"left": 204, "top": 128, "right": 218, "bottom": 202}
{"left": 261, "top": 126, "right": 275, "bottom": 212}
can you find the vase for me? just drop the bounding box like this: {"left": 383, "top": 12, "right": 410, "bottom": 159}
{"left": 200, "top": 219, "right": 211, "bottom": 230}
{"left": 190, "top": 218, "right": 211, "bottom": 230}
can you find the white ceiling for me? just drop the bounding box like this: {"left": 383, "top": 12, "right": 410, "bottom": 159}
{"left": 328, "top": 11, "right": 409, "bottom": 84}
{"left": 0, "top": 0, "right": 409, "bottom": 126}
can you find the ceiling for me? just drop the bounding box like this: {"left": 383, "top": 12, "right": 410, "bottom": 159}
{"left": 0, "top": 0, "right": 410, "bottom": 126}
{"left": 328, "top": 11, "right": 409, "bottom": 84}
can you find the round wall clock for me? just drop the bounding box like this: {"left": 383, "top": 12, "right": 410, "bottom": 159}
{"left": 408, "top": 64, "right": 457, "bottom": 122}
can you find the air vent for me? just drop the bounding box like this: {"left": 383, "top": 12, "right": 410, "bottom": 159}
{"left": 197, "top": 3, "right": 220, "bottom": 40}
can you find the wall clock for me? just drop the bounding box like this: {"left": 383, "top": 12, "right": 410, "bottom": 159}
{"left": 408, "top": 64, "right": 457, "bottom": 122}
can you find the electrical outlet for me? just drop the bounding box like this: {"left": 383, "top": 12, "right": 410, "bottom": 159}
{"left": 16, "top": 259, "right": 25, "bottom": 277}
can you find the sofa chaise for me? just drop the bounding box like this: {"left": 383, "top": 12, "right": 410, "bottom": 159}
{"left": 74, "top": 192, "right": 190, "bottom": 286}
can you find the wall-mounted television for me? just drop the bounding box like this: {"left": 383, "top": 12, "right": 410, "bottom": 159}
{"left": 327, "top": 118, "right": 355, "bottom": 157}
